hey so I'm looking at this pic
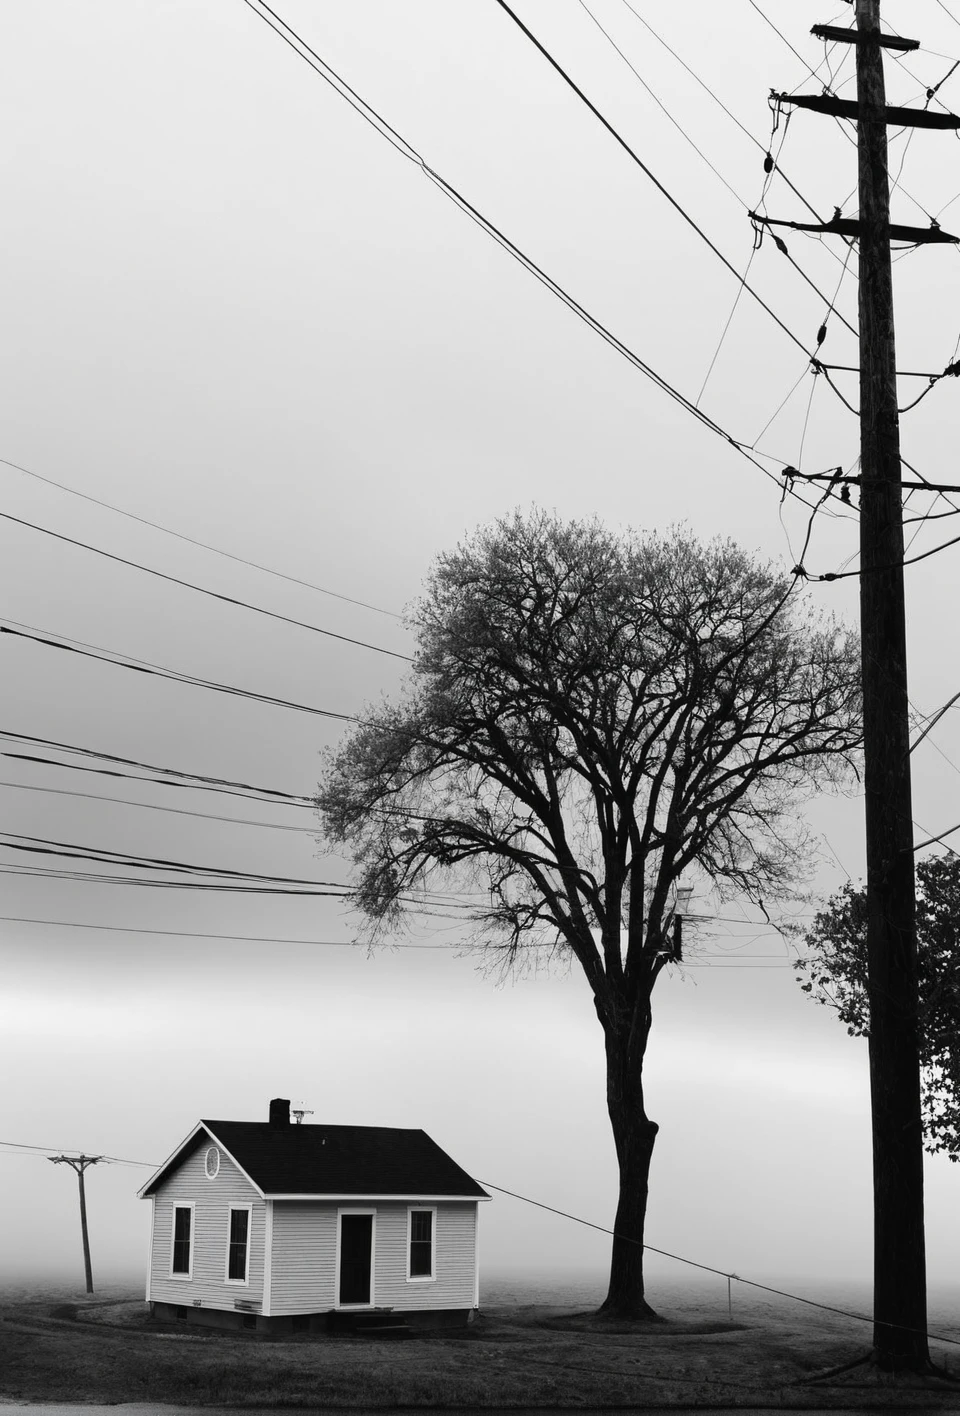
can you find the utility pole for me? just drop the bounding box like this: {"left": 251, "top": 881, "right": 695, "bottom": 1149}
{"left": 853, "top": 0, "right": 926, "bottom": 1372}
{"left": 49, "top": 1154, "right": 103, "bottom": 1294}
{"left": 753, "top": 0, "right": 960, "bottom": 1373}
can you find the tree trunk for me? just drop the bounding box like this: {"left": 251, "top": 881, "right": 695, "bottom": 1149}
{"left": 598, "top": 1007, "right": 660, "bottom": 1320}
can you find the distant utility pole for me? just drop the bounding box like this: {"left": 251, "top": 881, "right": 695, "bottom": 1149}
{"left": 754, "top": 0, "right": 960, "bottom": 1374}
{"left": 49, "top": 1154, "right": 103, "bottom": 1294}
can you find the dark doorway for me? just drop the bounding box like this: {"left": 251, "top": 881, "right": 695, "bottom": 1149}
{"left": 339, "top": 1214, "right": 373, "bottom": 1305}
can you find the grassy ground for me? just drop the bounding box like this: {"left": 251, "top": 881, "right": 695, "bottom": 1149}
{"left": 2, "top": 1284, "right": 960, "bottom": 1408}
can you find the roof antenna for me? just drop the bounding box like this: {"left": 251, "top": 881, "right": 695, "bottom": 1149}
{"left": 291, "top": 1106, "right": 314, "bottom": 1126}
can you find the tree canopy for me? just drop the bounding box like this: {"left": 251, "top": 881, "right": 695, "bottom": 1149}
{"left": 317, "top": 511, "right": 862, "bottom": 1316}
{"left": 319, "top": 514, "right": 860, "bottom": 958}
{"left": 797, "top": 853, "right": 960, "bottom": 1160}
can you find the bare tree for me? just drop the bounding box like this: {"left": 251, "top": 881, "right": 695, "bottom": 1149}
{"left": 317, "top": 512, "right": 861, "bottom": 1319}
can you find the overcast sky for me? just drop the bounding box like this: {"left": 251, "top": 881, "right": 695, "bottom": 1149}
{"left": 3, "top": 0, "right": 960, "bottom": 1302}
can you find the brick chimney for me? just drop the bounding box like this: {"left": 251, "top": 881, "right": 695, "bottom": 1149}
{"left": 269, "top": 1098, "right": 290, "bottom": 1128}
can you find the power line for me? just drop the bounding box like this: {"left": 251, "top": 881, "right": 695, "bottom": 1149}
{"left": 0, "top": 779, "right": 321, "bottom": 833}
{"left": 578, "top": 0, "right": 745, "bottom": 209}
{"left": 934, "top": 0, "right": 960, "bottom": 37}
{"left": 0, "top": 454, "right": 402, "bottom": 621}
{"left": 1, "top": 749, "right": 314, "bottom": 807}
{"left": 0, "top": 620, "right": 357, "bottom": 722}
{"left": 578, "top": 0, "right": 859, "bottom": 338}
{"left": 0, "top": 910, "right": 795, "bottom": 958}
{"left": 0, "top": 728, "right": 315, "bottom": 806}
{"left": 0, "top": 1140, "right": 155, "bottom": 1168}
{"left": 745, "top": 0, "right": 826, "bottom": 83}
{"left": 477, "top": 1180, "right": 960, "bottom": 1349}
{"left": 0, "top": 864, "right": 336, "bottom": 895}
{"left": 492, "top": 0, "right": 819, "bottom": 362}
{"left": 0, "top": 832, "right": 475, "bottom": 912}
{"left": 238, "top": 0, "right": 823, "bottom": 507}
{"left": 0, "top": 831, "right": 355, "bottom": 888}
{"left": 616, "top": 0, "right": 844, "bottom": 235}
{"left": 0, "top": 864, "right": 472, "bottom": 911}
{"left": 0, "top": 512, "right": 412, "bottom": 664}
{"left": 0, "top": 916, "right": 463, "bottom": 949}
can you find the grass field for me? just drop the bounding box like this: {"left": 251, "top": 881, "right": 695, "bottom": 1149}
{"left": 2, "top": 1276, "right": 959, "bottom": 1408}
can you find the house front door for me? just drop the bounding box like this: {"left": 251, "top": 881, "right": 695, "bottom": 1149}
{"left": 339, "top": 1214, "right": 373, "bottom": 1305}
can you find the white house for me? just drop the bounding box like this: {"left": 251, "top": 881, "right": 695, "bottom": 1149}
{"left": 139, "top": 1099, "right": 490, "bottom": 1332}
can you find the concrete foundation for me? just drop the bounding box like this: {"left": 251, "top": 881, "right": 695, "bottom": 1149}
{"left": 149, "top": 1300, "right": 475, "bottom": 1334}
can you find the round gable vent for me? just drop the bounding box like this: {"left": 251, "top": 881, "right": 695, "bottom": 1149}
{"left": 204, "top": 1146, "right": 220, "bottom": 1179}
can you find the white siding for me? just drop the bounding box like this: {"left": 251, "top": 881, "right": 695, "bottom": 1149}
{"left": 374, "top": 1203, "right": 477, "bottom": 1311}
{"left": 149, "top": 1141, "right": 266, "bottom": 1312}
{"left": 268, "top": 1200, "right": 477, "bottom": 1315}
{"left": 269, "top": 1202, "right": 338, "bottom": 1315}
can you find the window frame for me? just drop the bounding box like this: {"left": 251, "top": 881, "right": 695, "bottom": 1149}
{"left": 169, "top": 1202, "right": 195, "bottom": 1281}
{"left": 406, "top": 1205, "right": 437, "bottom": 1283}
{"left": 224, "top": 1204, "right": 253, "bottom": 1285}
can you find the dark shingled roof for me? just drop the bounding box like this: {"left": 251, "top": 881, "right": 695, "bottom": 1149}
{"left": 144, "top": 1122, "right": 488, "bottom": 1199}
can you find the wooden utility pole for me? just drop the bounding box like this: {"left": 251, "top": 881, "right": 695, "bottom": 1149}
{"left": 49, "top": 1154, "right": 103, "bottom": 1294}
{"left": 753, "top": 0, "right": 960, "bottom": 1373}
{"left": 853, "top": 0, "right": 926, "bottom": 1371}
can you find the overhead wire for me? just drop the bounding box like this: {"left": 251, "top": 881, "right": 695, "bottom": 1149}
{"left": 237, "top": 0, "right": 826, "bottom": 512}
{"left": 616, "top": 0, "right": 851, "bottom": 250}
{"left": 813, "top": 526, "right": 960, "bottom": 579}
{"left": 1, "top": 749, "right": 314, "bottom": 807}
{"left": 474, "top": 1180, "right": 960, "bottom": 1350}
{"left": 0, "top": 831, "right": 360, "bottom": 889}
{"left": 0, "top": 619, "right": 357, "bottom": 723}
{"left": 934, "top": 0, "right": 960, "bottom": 36}
{"left": 0, "top": 779, "right": 321, "bottom": 834}
{"left": 0, "top": 863, "right": 352, "bottom": 896}
{"left": 585, "top": 0, "right": 857, "bottom": 346}
{"left": 0, "top": 511, "right": 412, "bottom": 663}
{"left": 0, "top": 863, "right": 474, "bottom": 912}
{"left": 0, "top": 729, "right": 315, "bottom": 806}
{"left": 0, "top": 454, "right": 402, "bottom": 621}
{"left": 575, "top": 0, "right": 744, "bottom": 210}
{"left": 0, "top": 917, "right": 462, "bottom": 950}
{"left": 492, "top": 0, "right": 820, "bottom": 364}
{"left": 0, "top": 831, "right": 478, "bottom": 911}
{"left": 745, "top": 0, "right": 837, "bottom": 88}
{"left": 694, "top": 244, "right": 758, "bottom": 408}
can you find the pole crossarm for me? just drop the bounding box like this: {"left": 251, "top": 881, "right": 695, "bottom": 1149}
{"left": 780, "top": 468, "right": 960, "bottom": 494}
{"left": 751, "top": 213, "right": 960, "bottom": 244}
{"left": 811, "top": 24, "right": 919, "bottom": 51}
{"left": 773, "top": 91, "right": 960, "bottom": 129}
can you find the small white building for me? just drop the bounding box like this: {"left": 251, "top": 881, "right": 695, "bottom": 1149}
{"left": 139, "top": 1099, "right": 489, "bottom": 1332}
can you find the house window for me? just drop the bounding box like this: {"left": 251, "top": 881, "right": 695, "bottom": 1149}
{"left": 226, "top": 1207, "right": 250, "bottom": 1283}
{"left": 171, "top": 1205, "right": 193, "bottom": 1278}
{"left": 408, "top": 1208, "right": 434, "bottom": 1280}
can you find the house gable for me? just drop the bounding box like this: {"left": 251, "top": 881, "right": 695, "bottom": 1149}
{"left": 139, "top": 1122, "right": 265, "bottom": 1200}
{"left": 147, "top": 1132, "right": 266, "bottom": 1312}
